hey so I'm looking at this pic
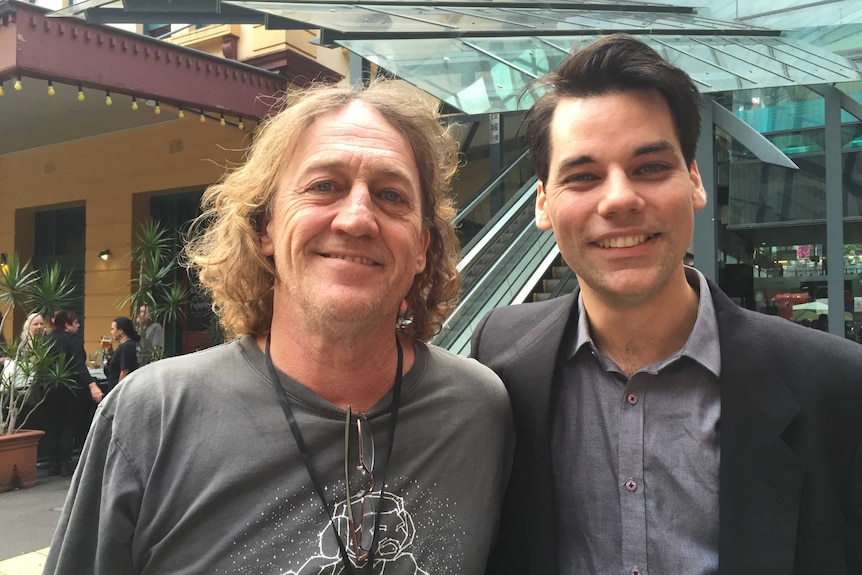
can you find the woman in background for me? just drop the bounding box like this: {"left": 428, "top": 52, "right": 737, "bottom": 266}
{"left": 105, "top": 317, "right": 140, "bottom": 393}
{"left": 17, "top": 312, "right": 45, "bottom": 356}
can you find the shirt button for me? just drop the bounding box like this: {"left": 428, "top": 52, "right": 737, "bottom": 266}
{"left": 626, "top": 393, "right": 638, "bottom": 405}
{"left": 631, "top": 567, "right": 641, "bottom": 575}
{"left": 625, "top": 478, "right": 637, "bottom": 492}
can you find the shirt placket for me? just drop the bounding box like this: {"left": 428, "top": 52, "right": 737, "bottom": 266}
{"left": 619, "top": 374, "right": 648, "bottom": 575}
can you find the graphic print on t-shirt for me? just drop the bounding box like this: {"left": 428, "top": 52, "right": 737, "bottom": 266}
{"left": 218, "top": 479, "right": 461, "bottom": 574}
{"left": 287, "top": 490, "right": 429, "bottom": 575}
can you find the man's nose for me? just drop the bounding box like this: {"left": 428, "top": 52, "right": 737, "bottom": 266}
{"left": 331, "top": 185, "right": 380, "bottom": 237}
{"left": 596, "top": 171, "right": 645, "bottom": 218}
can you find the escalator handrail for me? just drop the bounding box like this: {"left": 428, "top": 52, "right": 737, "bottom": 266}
{"left": 443, "top": 204, "right": 549, "bottom": 332}
{"left": 453, "top": 149, "right": 530, "bottom": 226}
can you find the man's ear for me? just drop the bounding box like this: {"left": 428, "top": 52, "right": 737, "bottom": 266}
{"left": 414, "top": 228, "right": 430, "bottom": 275}
{"left": 536, "top": 181, "right": 552, "bottom": 231}
{"left": 689, "top": 161, "right": 707, "bottom": 211}
{"left": 259, "top": 214, "right": 274, "bottom": 257}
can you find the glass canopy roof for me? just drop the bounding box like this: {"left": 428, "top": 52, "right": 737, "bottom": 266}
{"left": 223, "top": 1, "right": 762, "bottom": 43}
{"left": 49, "top": 0, "right": 862, "bottom": 115}
{"left": 341, "top": 35, "right": 862, "bottom": 114}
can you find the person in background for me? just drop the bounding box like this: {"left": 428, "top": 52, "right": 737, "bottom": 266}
{"left": 472, "top": 34, "right": 862, "bottom": 574}
{"left": 136, "top": 304, "right": 164, "bottom": 364}
{"left": 105, "top": 317, "right": 140, "bottom": 393}
{"left": 10, "top": 313, "right": 47, "bottom": 439}
{"left": 45, "top": 311, "right": 102, "bottom": 476}
{"left": 61, "top": 311, "right": 97, "bottom": 452}
{"left": 16, "top": 312, "right": 44, "bottom": 357}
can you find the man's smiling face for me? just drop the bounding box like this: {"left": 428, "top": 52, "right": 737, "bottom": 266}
{"left": 260, "top": 101, "right": 429, "bottom": 330}
{"left": 536, "top": 89, "right": 706, "bottom": 308}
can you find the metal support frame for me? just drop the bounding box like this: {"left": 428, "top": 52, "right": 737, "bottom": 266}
{"left": 694, "top": 101, "right": 718, "bottom": 281}
{"left": 823, "top": 85, "right": 846, "bottom": 337}
{"left": 489, "top": 112, "right": 505, "bottom": 213}
{"left": 710, "top": 100, "right": 799, "bottom": 170}
{"left": 348, "top": 52, "right": 371, "bottom": 87}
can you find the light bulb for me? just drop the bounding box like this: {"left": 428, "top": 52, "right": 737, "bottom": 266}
{"left": 131, "top": 97, "right": 139, "bottom": 111}
{"left": 154, "top": 101, "right": 161, "bottom": 115}
{"left": 47, "top": 81, "right": 55, "bottom": 96}
{"left": 199, "top": 112, "right": 206, "bottom": 123}
{"left": 238, "top": 117, "right": 244, "bottom": 130}
{"left": 77, "top": 86, "right": 85, "bottom": 101}
{"left": 14, "top": 78, "right": 22, "bottom": 91}
{"left": 178, "top": 108, "right": 185, "bottom": 119}
{"left": 105, "top": 91, "right": 112, "bottom": 106}
{"left": 220, "top": 114, "right": 225, "bottom": 126}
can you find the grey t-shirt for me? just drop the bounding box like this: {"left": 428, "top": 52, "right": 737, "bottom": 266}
{"left": 44, "top": 336, "right": 514, "bottom": 574}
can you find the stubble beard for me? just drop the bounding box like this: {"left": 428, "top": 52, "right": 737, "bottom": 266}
{"left": 280, "top": 279, "right": 403, "bottom": 341}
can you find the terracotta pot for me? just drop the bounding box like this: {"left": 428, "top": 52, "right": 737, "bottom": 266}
{"left": 0, "top": 429, "right": 46, "bottom": 493}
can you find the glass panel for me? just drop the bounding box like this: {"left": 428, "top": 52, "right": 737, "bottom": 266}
{"left": 844, "top": 148, "right": 862, "bottom": 218}
{"left": 785, "top": 24, "right": 862, "bottom": 56}
{"left": 49, "top": 0, "right": 121, "bottom": 17}
{"left": 341, "top": 38, "right": 538, "bottom": 114}
{"left": 740, "top": 3, "right": 862, "bottom": 29}
{"left": 466, "top": 36, "right": 565, "bottom": 78}
{"left": 232, "top": 3, "right": 439, "bottom": 33}
{"left": 247, "top": 0, "right": 680, "bottom": 5}
{"left": 727, "top": 156, "right": 826, "bottom": 226}
{"left": 534, "top": 8, "right": 755, "bottom": 31}
{"left": 224, "top": 3, "right": 759, "bottom": 35}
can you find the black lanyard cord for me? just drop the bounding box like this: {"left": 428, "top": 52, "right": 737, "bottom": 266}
{"left": 264, "top": 335, "right": 404, "bottom": 573}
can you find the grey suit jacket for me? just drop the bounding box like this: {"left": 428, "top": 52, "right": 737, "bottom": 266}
{"left": 472, "top": 280, "right": 862, "bottom": 574}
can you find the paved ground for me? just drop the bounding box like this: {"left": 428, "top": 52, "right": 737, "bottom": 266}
{"left": 0, "top": 467, "right": 72, "bottom": 575}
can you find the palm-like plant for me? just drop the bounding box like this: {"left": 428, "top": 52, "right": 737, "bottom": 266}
{"left": 0, "top": 256, "right": 78, "bottom": 335}
{"left": 29, "top": 263, "right": 78, "bottom": 318}
{"left": 121, "top": 220, "right": 188, "bottom": 362}
{"left": 1, "top": 255, "right": 78, "bottom": 435}
{"left": 1, "top": 335, "right": 75, "bottom": 434}
{"left": 0, "top": 254, "right": 39, "bottom": 336}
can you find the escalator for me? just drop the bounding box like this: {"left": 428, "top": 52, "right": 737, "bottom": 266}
{"left": 434, "top": 151, "right": 576, "bottom": 355}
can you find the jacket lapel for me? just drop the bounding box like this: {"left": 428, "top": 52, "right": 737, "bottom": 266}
{"left": 507, "top": 293, "right": 577, "bottom": 450}
{"left": 710, "top": 283, "right": 804, "bottom": 574}
{"left": 504, "top": 293, "right": 576, "bottom": 573}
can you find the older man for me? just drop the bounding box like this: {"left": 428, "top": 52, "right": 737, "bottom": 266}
{"left": 473, "top": 35, "right": 862, "bottom": 574}
{"left": 45, "top": 83, "right": 513, "bottom": 575}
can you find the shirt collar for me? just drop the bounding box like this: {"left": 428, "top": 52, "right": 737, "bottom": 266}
{"left": 568, "top": 266, "right": 721, "bottom": 377}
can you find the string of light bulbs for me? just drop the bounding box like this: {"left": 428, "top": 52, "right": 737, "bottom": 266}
{"left": 0, "top": 77, "right": 252, "bottom": 131}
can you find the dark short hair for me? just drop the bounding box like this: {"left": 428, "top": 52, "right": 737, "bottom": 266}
{"left": 524, "top": 34, "right": 702, "bottom": 183}
{"left": 52, "top": 310, "right": 77, "bottom": 330}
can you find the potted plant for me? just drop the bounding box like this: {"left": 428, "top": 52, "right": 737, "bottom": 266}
{"left": 0, "top": 254, "right": 77, "bottom": 492}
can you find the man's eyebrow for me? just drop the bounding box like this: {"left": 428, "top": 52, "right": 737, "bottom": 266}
{"left": 299, "top": 160, "right": 415, "bottom": 183}
{"left": 555, "top": 140, "right": 675, "bottom": 171}
{"left": 556, "top": 155, "right": 595, "bottom": 172}
{"left": 633, "top": 140, "right": 676, "bottom": 157}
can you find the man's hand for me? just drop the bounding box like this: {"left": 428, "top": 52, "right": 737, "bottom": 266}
{"left": 89, "top": 381, "right": 104, "bottom": 404}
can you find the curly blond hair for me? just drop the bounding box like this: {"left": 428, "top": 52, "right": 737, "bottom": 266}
{"left": 185, "top": 82, "right": 461, "bottom": 341}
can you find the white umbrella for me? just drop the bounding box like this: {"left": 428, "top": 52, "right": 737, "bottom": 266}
{"left": 792, "top": 301, "right": 852, "bottom": 322}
